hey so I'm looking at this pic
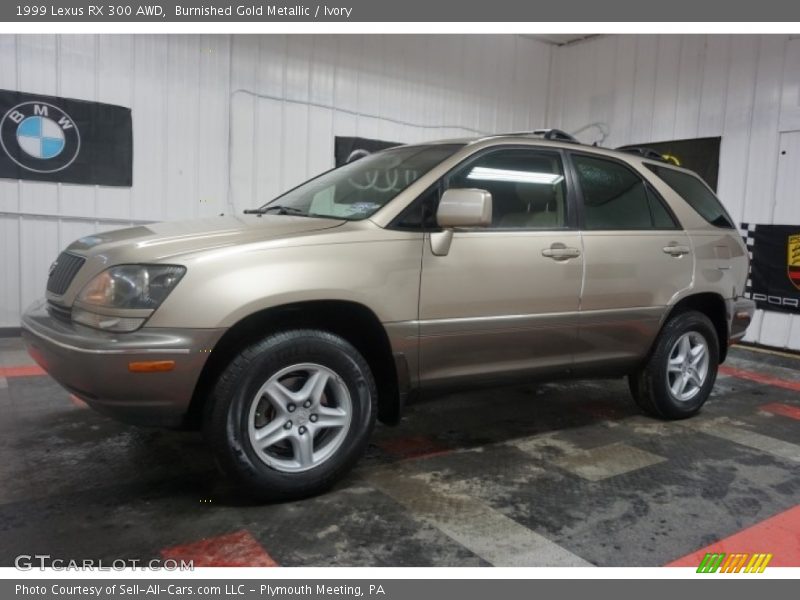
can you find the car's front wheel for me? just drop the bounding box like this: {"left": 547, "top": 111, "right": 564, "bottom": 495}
{"left": 205, "top": 329, "right": 377, "bottom": 501}
{"left": 629, "top": 310, "right": 719, "bottom": 419}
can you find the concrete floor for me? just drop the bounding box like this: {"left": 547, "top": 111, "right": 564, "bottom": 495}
{"left": 1, "top": 337, "right": 799, "bottom": 567}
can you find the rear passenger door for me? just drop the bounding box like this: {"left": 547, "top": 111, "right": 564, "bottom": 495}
{"left": 569, "top": 152, "right": 693, "bottom": 369}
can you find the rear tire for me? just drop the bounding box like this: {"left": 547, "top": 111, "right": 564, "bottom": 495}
{"left": 204, "top": 329, "right": 377, "bottom": 501}
{"left": 629, "top": 310, "right": 719, "bottom": 420}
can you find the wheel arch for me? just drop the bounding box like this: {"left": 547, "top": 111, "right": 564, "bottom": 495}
{"left": 661, "top": 292, "right": 729, "bottom": 362}
{"left": 184, "top": 300, "right": 404, "bottom": 429}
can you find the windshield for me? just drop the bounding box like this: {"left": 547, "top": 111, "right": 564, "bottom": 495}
{"left": 256, "top": 144, "right": 463, "bottom": 220}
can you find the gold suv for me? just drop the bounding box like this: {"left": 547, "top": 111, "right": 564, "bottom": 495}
{"left": 22, "top": 130, "right": 754, "bottom": 499}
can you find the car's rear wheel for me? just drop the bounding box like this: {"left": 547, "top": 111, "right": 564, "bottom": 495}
{"left": 628, "top": 310, "right": 719, "bottom": 419}
{"left": 205, "top": 329, "right": 377, "bottom": 501}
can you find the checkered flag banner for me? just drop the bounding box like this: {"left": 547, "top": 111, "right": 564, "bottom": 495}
{"left": 739, "top": 222, "right": 756, "bottom": 297}
{"left": 739, "top": 222, "right": 800, "bottom": 314}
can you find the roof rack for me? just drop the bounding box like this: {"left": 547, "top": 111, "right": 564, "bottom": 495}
{"left": 494, "top": 129, "right": 581, "bottom": 144}
{"left": 615, "top": 146, "right": 668, "bottom": 162}
{"left": 533, "top": 129, "right": 580, "bottom": 143}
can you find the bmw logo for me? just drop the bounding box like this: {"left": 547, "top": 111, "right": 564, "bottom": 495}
{"left": 0, "top": 101, "right": 80, "bottom": 173}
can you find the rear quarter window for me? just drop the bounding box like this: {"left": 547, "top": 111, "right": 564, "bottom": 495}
{"left": 645, "top": 164, "right": 734, "bottom": 229}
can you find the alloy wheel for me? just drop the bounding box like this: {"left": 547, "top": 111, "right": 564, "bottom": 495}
{"left": 247, "top": 363, "right": 352, "bottom": 473}
{"left": 666, "top": 331, "right": 710, "bottom": 402}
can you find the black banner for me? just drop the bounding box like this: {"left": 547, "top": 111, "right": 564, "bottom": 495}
{"left": 0, "top": 89, "right": 132, "bottom": 187}
{"left": 741, "top": 222, "right": 800, "bottom": 314}
{"left": 620, "top": 137, "right": 721, "bottom": 190}
{"left": 335, "top": 136, "right": 400, "bottom": 167}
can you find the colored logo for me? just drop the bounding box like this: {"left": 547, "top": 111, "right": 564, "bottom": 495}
{"left": 17, "top": 115, "right": 65, "bottom": 159}
{"left": 789, "top": 234, "right": 800, "bottom": 291}
{"left": 696, "top": 552, "right": 772, "bottom": 573}
{"left": 0, "top": 101, "right": 80, "bottom": 173}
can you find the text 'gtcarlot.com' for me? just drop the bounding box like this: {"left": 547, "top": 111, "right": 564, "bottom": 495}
{"left": 14, "top": 554, "right": 193, "bottom": 571}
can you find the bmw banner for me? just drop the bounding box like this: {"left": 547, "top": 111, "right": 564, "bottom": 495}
{"left": 0, "top": 89, "right": 132, "bottom": 187}
{"left": 741, "top": 222, "right": 800, "bottom": 314}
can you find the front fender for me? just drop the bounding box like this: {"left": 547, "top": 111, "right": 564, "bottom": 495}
{"left": 146, "top": 238, "right": 423, "bottom": 329}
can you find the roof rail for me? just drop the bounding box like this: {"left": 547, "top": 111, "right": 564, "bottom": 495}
{"left": 493, "top": 129, "right": 581, "bottom": 144}
{"left": 533, "top": 129, "right": 580, "bottom": 143}
{"left": 615, "top": 146, "right": 668, "bottom": 162}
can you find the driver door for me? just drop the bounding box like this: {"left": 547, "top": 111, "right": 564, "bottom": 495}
{"left": 417, "top": 147, "right": 583, "bottom": 388}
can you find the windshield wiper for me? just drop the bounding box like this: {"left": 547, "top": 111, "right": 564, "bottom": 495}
{"left": 243, "top": 205, "right": 307, "bottom": 216}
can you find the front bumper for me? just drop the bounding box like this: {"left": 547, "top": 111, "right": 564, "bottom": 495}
{"left": 21, "top": 299, "right": 225, "bottom": 427}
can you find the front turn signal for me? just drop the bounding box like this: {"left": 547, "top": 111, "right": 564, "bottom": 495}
{"left": 128, "top": 360, "right": 176, "bottom": 373}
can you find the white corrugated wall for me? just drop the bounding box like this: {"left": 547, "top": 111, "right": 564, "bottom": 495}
{"left": 548, "top": 35, "right": 800, "bottom": 350}
{"left": 2, "top": 33, "right": 799, "bottom": 351}
{"left": 0, "top": 34, "right": 553, "bottom": 328}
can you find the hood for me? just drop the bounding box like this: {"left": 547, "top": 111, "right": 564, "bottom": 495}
{"left": 66, "top": 214, "right": 345, "bottom": 262}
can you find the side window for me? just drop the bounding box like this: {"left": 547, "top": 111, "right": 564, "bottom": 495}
{"left": 645, "top": 164, "right": 734, "bottom": 229}
{"left": 573, "top": 154, "right": 677, "bottom": 231}
{"left": 646, "top": 185, "right": 678, "bottom": 229}
{"left": 393, "top": 185, "right": 440, "bottom": 230}
{"left": 445, "top": 149, "right": 568, "bottom": 229}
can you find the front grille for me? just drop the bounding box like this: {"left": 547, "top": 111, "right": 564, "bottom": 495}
{"left": 46, "top": 252, "right": 85, "bottom": 295}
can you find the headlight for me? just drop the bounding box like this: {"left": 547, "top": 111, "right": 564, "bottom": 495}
{"left": 73, "top": 265, "right": 186, "bottom": 332}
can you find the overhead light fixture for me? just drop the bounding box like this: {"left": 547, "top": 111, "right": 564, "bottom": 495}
{"left": 467, "top": 166, "right": 564, "bottom": 185}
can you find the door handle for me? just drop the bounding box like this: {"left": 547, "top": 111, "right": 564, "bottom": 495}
{"left": 662, "top": 244, "right": 691, "bottom": 257}
{"left": 542, "top": 245, "right": 581, "bottom": 260}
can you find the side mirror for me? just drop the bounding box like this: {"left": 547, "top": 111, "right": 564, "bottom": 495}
{"left": 436, "top": 188, "right": 493, "bottom": 228}
{"left": 430, "top": 188, "right": 492, "bottom": 256}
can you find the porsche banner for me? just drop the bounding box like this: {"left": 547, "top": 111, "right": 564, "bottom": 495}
{"left": 0, "top": 89, "right": 132, "bottom": 186}
{"left": 741, "top": 222, "right": 800, "bottom": 314}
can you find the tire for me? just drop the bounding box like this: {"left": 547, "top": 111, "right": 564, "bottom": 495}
{"left": 204, "top": 329, "right": 377, "bottom": 501}
{"left": 628, "top": 310, "right": 719, "bottom": 420}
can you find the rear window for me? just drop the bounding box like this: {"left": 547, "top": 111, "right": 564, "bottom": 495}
{"left": 645, "top": 164, "right": 734, "bottom": 229}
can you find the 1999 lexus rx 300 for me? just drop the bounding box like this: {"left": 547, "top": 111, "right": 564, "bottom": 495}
{"left": 22, "top": 130, "right": 754, "bottom": 500}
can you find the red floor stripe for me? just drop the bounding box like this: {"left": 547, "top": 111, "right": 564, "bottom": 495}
{"left": 719, "top": 365, "right": 800, "bottom": 392}
{"left": 0, "top": 365, "right": 45, "bottom": 378}
{"left": 760, "top": 402, "right": 800, "bottom": 421}
{"left": 160, "top": 530, "right": 278, "bottom": 567}
{"left": 377, "top": 435, "right": 453, "bottom": 460}
{"left": 667, "top": 505, "right": 800, "bottom": 567}
{"left": 69, "top": 394, "right": 88, "bottom": 409}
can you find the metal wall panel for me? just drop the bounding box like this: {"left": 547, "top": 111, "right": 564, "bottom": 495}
{"left": 4, "top": 32, "right": 794, "bottom": 351}
{"left": 227, "top": 34, "right": 552, "bottom": 210}
{"left": 0, "top": 216, "right": 20, "bottom": 325}
{"left": 550, "top": 34, "right": 800, "bottom": 350}
{"left": 0, "top": 34, "right": 553, "bottom": 327}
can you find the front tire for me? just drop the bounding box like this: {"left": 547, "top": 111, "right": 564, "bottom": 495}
{"left": 629, "top": 310, "right": 719, "bottom": 420}
{"left": 205, "top": 329, "right": 377, "bottom": 501}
